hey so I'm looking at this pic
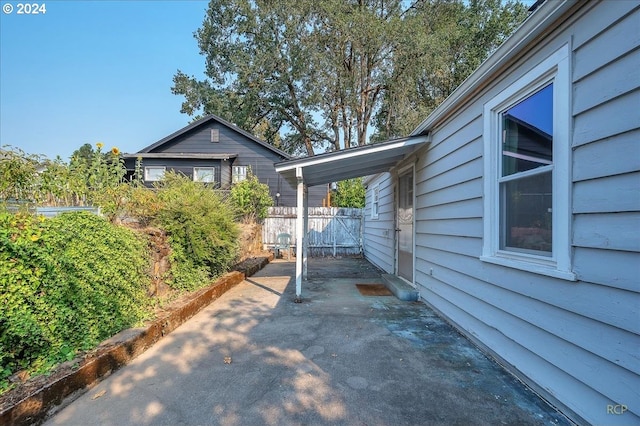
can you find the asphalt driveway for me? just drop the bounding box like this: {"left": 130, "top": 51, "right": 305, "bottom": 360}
{"left": 45, "top": 258, "right": 570, "bottom": 426}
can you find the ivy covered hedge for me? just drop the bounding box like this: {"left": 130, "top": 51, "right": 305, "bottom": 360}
{"left": 0, "top": 211, "right": 153, "bottom": 393}
{"left": 0, "top": 149, "right": 256, "bottom": 395}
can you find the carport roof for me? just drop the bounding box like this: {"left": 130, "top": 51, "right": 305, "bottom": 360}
{"left": 274, "top": 135, "right": 429, "bottom": 187}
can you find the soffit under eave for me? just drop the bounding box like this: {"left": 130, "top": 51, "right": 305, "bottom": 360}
{"left": 275, "top": 136, "right": 428, "bottom": 188}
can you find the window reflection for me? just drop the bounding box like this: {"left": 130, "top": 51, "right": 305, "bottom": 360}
{"left": 499, "top": 84, "right": 553, "bottom": 255}
{"left": 502, "top": 84, "right": 553, "bottom": 176}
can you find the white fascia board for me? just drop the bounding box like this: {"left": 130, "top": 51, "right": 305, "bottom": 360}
{"left": 274, "top": 135, "right": 429, "bottom": 173}
{"left": 411, "top": 0, "right": 575, "bottom": 136}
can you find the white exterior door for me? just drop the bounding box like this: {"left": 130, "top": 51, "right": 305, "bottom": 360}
{"left": 397, "top": 168, "right": 414, "bottom": 283}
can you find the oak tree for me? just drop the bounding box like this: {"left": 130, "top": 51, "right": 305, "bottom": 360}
{"left": 173, "top": 0, "right": 529, "bottom": 155}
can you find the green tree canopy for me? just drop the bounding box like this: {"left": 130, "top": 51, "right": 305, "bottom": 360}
{"left": 69, "top": 143, "right": 94, "bottom": 168}
{"left": 173, "top": 0, "right": 529, "bottom": 156}
{"left": 333, "top": 178, "right": 366, "bottom": 208}
{"left": 372, "top": 0, "right": 529, "bottom": 140}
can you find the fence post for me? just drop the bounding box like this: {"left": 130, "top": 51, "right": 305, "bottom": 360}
{"left": 332, "top": 207, "right": 337, "bottom": 257}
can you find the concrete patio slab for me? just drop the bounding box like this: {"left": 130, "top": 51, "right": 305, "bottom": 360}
{"left": 45, "top": 258, "right": 571, "bottom": 426}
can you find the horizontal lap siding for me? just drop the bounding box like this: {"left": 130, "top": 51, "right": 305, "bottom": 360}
{"left": 409, "top": 3, "right": 640, "bottom": 425}
{"left": 573, "top": 173, "right": 640, "bottom": 213}
{"left": 571, "top": 0, "right": 640, "bottom": 308}
{"left": 416, "top": 198, "right": 482, "bottom": 220}
{"left": 154, "top": 125, "right": 288, "bottom": 182}
{"left": 573, "top": 90, "right": 640, "bottom": 147}
{"left": 573, "top": 129, "right": 640, "bottom": 181}
{"left": 574, "top": 213, "right": 640, "bottom": 252}
{"left": 571, "top": 0, "right": 640, "bottom": 350}
{"left": 419, "top": 267, "right": 639, "bottom": 418}
{"left": 420, "top": 285, "right": 613, "bottom": 414}
{"left": 573, "top": 248, "right": 639, "bottom": 292}
{"left": 363, "top": 173, "right": 395, "bottom": 273}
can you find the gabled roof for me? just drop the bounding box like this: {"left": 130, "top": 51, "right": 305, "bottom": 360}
{"left": 132, "top": 114, "right": 292, "bottom": 160}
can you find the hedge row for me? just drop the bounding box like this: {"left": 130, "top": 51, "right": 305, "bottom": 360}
{"left": 0, "top": 211, "right": 152, "bottom": 393}
{"left": 0, "top": 173, "right": 246, "bottom": 394}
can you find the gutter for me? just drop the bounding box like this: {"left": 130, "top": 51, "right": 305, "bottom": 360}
{"left": 122, "top": 153, "right": 238, "bottom": 161}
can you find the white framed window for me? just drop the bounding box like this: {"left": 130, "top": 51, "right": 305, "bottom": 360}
{"left": 144, "top": 166, "right": 166, "bottom": 182}
{"left": 232, "top": 165, "right": 248, "bottom": 184}
{"left": 371, "top": 185, "right": 380, "bottom": 219}
{"left": 482, "top": 44, "right": 575, "bottom": 281}
{"left": 193, "top": 167, "right": 216, "bottom": 183}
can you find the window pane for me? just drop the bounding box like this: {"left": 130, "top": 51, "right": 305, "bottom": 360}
{"left": 500, "top": 171, "right": 552, "bottom": 255}
{"left": 502, "top": 84, "right": 553, "bottom": 177}
{"left": 145, "top": 167, "right": 165, "bottom": 181}
{"left": 372, "top": 187, "right": 379, "bottom": 217}
{"left": 232, "top": 166, "right": 247, "bottom": 184}
{"left": 194, "top": 167, "right": 215, "bottom": 183}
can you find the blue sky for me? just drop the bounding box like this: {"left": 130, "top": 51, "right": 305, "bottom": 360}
{"left": 1, "top": 0, "right": 209, "bottom": 160}
{"left": 1, "top": 0, "right": 537, "bottom": 161}
{"left": 507, "top": 83, "right": 553, "bottom": 136}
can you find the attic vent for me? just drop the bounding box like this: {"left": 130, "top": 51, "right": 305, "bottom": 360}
{"left": 210, "top": 129, "right": 220, "bottom": 143}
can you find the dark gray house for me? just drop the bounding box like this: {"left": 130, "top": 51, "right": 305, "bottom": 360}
{"left": 123, "top": 114, "right": 326, "bottom": 207}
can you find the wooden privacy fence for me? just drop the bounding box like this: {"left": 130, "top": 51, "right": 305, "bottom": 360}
{"left": 263, "top": 207, "right": 364, "bottom": 257}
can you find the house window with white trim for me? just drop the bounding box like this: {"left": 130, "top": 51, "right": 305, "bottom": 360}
{"left": 371, "top": 185, "right": 379, "bottom": 219}
{"left": 482, "top": 44, "right": 574, "bottom": 280}
{"left": 144, "top": 166, "right": 165, "bottom": 182}
{"left": 193, "top": 167, "right": 216, "bottom": 183}
{"left": 232, "top": 166, "right": 248, "bottom": 184}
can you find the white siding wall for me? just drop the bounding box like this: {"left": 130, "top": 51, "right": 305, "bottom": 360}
{"left": 363, "top": 2, "right": 640, "bottom": 425}
{"left": 363, "top": 173, "right": 395, "bottom": 273}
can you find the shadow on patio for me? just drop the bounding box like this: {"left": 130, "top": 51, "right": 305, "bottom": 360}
{"left": 45, "top": 257, "right": 570, "bottom": 426}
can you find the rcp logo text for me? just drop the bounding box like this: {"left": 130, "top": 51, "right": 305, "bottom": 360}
{"left": 606, "top": 404, "right": 628, "bottom": 415}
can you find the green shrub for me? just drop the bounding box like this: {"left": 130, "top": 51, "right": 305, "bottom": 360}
{"left": 230, "top": 171, "right": 273, "bottom": 222}
{"left": 0, "top": 145, "right": 41, "bottom": 203}
{"left": 155, "top": 172, "right": 239, "bottom": 291}
{"left": 0, "top": 211, "right": 151, "bottom": 393}
{"left": 43, "top": 212, "right": 152, "bottom": 333}
{"left": 124, "top": 185, "right": 161, "bottom": 226}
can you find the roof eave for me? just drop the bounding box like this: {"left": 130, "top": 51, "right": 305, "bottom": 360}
{"left": 275, "top": 135, "right": 428, "bottom": 172}
{"left": 122, "top": 153, "right": 238, "bottom": 160}
{"left": 275, "top": 135, "right": 429, "bottom": 187}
